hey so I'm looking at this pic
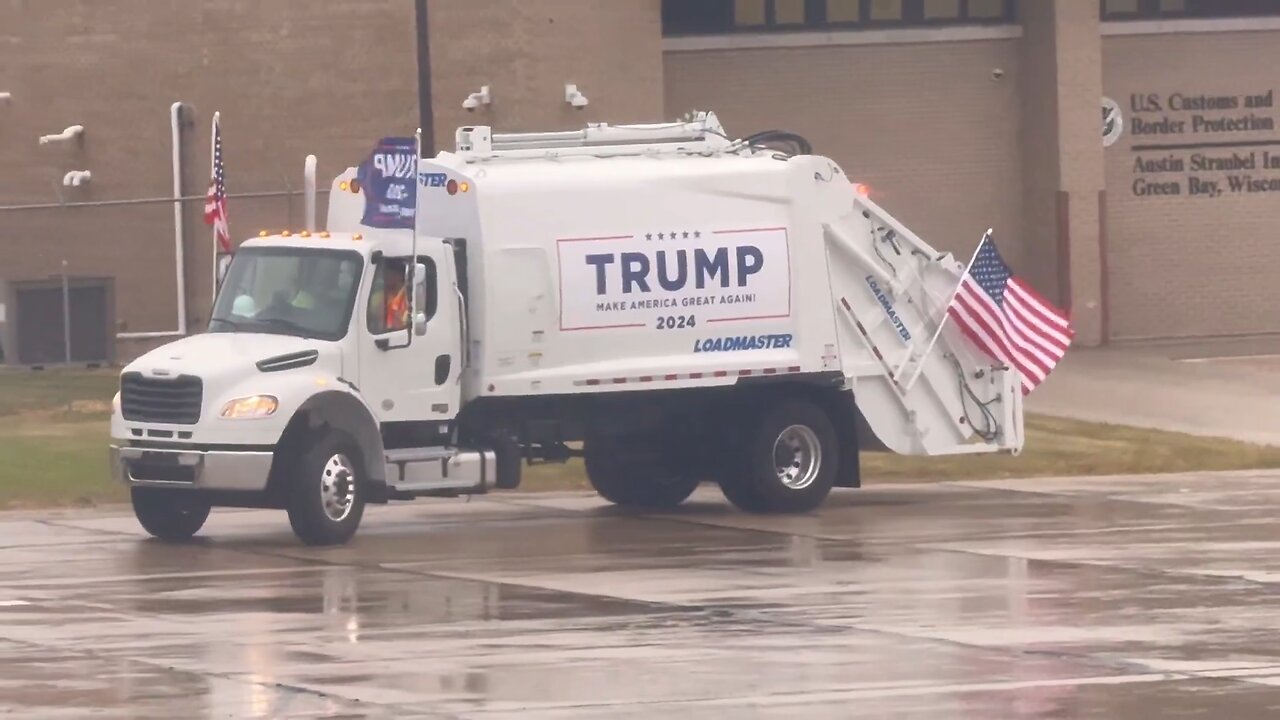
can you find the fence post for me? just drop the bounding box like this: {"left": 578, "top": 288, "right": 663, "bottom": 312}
{"left": 61, "top": 259, "right": 71, "bottom": 364}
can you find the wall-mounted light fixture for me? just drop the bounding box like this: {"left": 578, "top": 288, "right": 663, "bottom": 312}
{"left": 564, "top": 84, "right": 589, "bottom": 109}
{"left": 40, "top": 125, "right": 85, "bottom": 145}
{"left": 462, "top": 85, "right": 492, "bottom": 111}
{"left": 62, "top": 170, "right": 92, "bottom": 187}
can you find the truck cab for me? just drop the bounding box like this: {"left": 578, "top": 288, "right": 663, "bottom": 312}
{"left": 110, "top": 227, "right": 484, "bottom": 545}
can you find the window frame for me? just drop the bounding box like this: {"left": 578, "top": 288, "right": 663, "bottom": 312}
{"left": 1102, "top": 0, "right": 1280, "bottom": 20}
{"left": 662, "top": 0, "right": 1017, "bottom": 36}
{"left": 365, "top": 254, "right": 438, "bottom": 337}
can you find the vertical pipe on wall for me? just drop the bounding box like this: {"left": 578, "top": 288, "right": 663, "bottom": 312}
{"left": 61, "top": 260, "right": 71, "bottom": 363}
{"left": 1097, "top": 189, "right": 1109, "bottom": 345}
{"left": 116, "top": 101, "right": 188, "bottom": 340}
{"left": 415, "top": 0, "right": 435, "bottom": 156}
{"left": 304, "top": 154, "right": 317, "bottom": 232}
{"left": 174, "top": 102, "right": 188, "bottom": 336}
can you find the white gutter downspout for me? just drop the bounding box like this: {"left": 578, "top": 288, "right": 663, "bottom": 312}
{"left": 118, "top": 101, "right": 188, "bottom": 340}
{"left": 304, "top": 154, "right": 317, "bottom": 232}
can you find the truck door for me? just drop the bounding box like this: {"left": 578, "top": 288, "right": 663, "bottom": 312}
{"left": 357, "top": 243, "right": 462, "bottom": 432}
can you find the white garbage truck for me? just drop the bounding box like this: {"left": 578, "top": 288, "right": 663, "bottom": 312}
{"left": 108, "top": 112, "right": 1024, "bottom": 546}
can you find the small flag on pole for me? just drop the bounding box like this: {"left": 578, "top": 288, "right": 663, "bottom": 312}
{"left": 204, "top": 113, "right": 230, "bottom": 251}
{"left": 204, "top": 112, "right": 231, "bottom": 294}
{"left": 946, "top": 238, "right": 1074, "bottom": 395}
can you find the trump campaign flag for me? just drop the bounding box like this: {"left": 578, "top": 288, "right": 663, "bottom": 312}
{"left": 945, "top": 236, "right": 1074, "bottom": 395}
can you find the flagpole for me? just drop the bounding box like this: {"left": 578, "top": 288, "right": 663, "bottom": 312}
{"left": 898, "top": 228, "right": 990, "bottom": 393}
{"left": 210, "top": 111, "right": 220, "bottom": 305}
{"left": 410, "top": 127, "right": 422, "bottom": 345}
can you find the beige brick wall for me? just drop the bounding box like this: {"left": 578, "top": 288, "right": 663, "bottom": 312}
{"left": 0, "top": 0, "right": 419, "bottom": 351}
{"left": 665, "top": 39, "right": 1024, "bottom": 268}
{"left": 1104, "top": 29, "right": 1280, "bottom": 340}
{"left": 426, "top": 0, "right": 664, "bottom": 152}
{"left": 0, "top": 0, "right": 664, "bottom": 360}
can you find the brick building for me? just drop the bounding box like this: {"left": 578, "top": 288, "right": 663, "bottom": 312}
{"left": 2, "top": 0, "right": 1279, "bottom": 364}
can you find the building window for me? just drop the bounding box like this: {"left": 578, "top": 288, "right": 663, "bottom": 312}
{"left": 826, "top": 0, "right": 861, "bottom": 22}
{"left": 923, "top": 0, "right": 961, "bottom": 20}
{"left": 1102, "top": 0, "right": 1280, "bottom": 19}
{"left": 662, "top": 0, "right": 1016, "bottom": 35}
{"left": 868, "top": 0, "right": 905, "bottom": 21}
{"left": 735, "top": 0, "right": 766, "bottom": 25}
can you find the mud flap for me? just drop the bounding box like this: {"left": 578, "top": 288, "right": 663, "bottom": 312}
{"left": 826, "top": 389, "right": 864, "bottom": 489}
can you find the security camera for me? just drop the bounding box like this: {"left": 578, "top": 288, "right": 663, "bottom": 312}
{"left": 462, "top": 85, "right": 491, "bottom": 112}
{"left": 63, "top": 170, "right": 92, "bottom": 187}
{"left": 565, "top": 84, "right": 589, "bottom": 109}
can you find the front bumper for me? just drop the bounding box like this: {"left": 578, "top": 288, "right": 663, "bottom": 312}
{"left": 109, "top": 445, "right": 274, "bottom": 492}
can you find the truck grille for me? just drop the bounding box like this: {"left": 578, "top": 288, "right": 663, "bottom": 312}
{"left": 120, "top": 372, "right": 203, "bottom": 425}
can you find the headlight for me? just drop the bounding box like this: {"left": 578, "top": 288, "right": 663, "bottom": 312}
{"left": 220, "top": 395, "right": 279, "bottom": 419}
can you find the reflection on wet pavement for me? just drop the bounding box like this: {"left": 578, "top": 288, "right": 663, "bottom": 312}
{"left": 5, "top": 472, "right": 1280, "bottom": 717}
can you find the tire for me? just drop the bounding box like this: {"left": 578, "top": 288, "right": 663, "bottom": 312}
{"left": 718, "top": 398, "right": 838, "bottom": 514}
{"left": 583, "top": 433, "right": 700, "bottom": 509}
{"left": 285, "top": 429, "right": 367, "bottom": 546}
{"left": 131, "top": 487, "right": 211, "bottom": 541}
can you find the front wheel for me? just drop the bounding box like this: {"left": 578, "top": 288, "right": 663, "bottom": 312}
{"left": 718, "top": 398, "right": 838, "bottom": 514}
{"left": 285, "top": 430, "right": 367, "bottom": 546}
{"left": 131, "top": 487, "right": 211, "bottom": 541}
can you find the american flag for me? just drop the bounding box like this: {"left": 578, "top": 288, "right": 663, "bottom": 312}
{"left": 946, "top": 238, "right": 1074, "bottom": 395}
{"left": 203, "top": 114, "right": 231, "bottom": 254}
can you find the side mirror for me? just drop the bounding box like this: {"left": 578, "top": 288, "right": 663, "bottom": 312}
{"left": 412, "top": 262, "right": 429, "bottom": 336}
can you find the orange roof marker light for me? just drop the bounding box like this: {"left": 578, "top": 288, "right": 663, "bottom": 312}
{"left": 352, "top": 233, "right": 364, "bottom": 241}
{"left": 853, "top": 183, "right": 870, "bottom": 197}
{"left": 299, "top": 230, "right": 311, "bottom": 238}
{"left": 258, "top": 230, "right": 268, "bottom": 237}
{"left": 459, "top": 181, "right": 471, "bottom": 193}
{"left": 281, "top": 230, "right": 292, "bottom": 237}
{"left": 319, "top": 231, "right": 331, "bottom": 239}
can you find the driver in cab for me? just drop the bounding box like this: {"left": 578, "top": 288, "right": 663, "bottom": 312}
{"left": 368, "top": 258, "right": 410, "bottom": 333}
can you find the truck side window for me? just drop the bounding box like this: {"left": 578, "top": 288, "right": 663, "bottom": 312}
{"left": 366, "top": 256, "right": 437, "bottom": 334}
{"left": 416, "top": 255, "right": 439, "bottom": 320}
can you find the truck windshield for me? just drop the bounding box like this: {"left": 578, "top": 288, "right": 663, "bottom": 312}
{"left": 209, "top": 247, "right": 364, "bottom": 341}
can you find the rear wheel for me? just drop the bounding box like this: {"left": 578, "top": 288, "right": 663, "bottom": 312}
{"left": 285, "top": 430, "right": 367, "bottom": 546}
{"left": 131, "top": 487, "right": 211, "bottom": 541}
{"left": 584, "top": 433, "right": 700, "bottom": 509}
{"left": 718, "top": 398, "right": 837, "bottom": 514}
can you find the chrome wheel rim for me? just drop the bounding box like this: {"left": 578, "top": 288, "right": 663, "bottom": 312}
{"left": 321, "top": 453, "right": 357, "bottom": 522}
{"left": 773, "top": 425, "right": 821, "bottom": 490}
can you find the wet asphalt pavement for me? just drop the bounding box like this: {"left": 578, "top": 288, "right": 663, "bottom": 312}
{"left": 5, "top": 473, "right": 1280, "bottom": 718}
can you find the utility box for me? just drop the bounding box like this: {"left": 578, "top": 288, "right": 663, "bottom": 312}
{"left": 0, "top": 277, "right": 116, "bottom": 367}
